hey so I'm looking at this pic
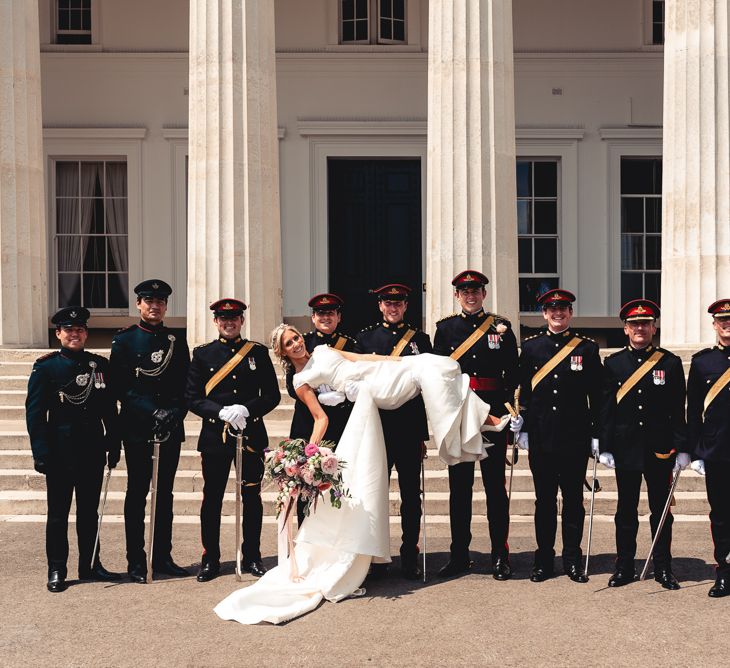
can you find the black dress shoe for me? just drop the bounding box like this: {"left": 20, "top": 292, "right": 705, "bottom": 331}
{"left": 128, "top": 564, "right": 147, "bottom": 584}
{"left": 530, "top": 565, "right": 554, "bottom": 583}
{"left": 708, "top": 575, "right": 730, "bottom": 598}
{"left": 79, "top": 563, "right": 123, "bottom": 582}
{"left": 492, "top": 557, "right": 512, "bottom": 581}
{"left": 152, "top": 559, "right": 191, "bottom": 577}
{"left": 400, "top": 562, "right": 423, "bottom": 581}
{"left": 654, "top": 568, "right": 680, "bottom": 590}
{"left": 565, "top": 563, "right": 589, "bottom": 583}
{"left": 243, "top": 560, "right": 267, "bottom": 578}
{"left": 47, "top": 570, "right": 67, "bottom": 593}
{"left": 196, "top": 561, "right": 221, "bottom": 583}
{"left": 608, "top": 568, "right": 637, "bottom": 587}
{"left": 368, "top": 563, "right": 389, "bottom": 580}
{"left": 438, "top": 559, "right": 472, "bottom": 578}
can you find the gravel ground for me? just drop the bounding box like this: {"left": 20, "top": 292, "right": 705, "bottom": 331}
{"left": 1, "top": 518, "right": 727, "bottom": 667}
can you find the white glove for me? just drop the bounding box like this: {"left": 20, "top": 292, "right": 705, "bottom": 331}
{"left": 691, "top": 459, "right": 706, "bottom": 476}
{"left": 599, "top": 452, "right": 616, "bottom": 469}
{"left": 218, "top": 406, "right": 234, "bottom": 423}
{"left": 318, "top": 391, "right": 346, "bottom": 406}
{"left": 673, "top": 452, "right": 691, "bottom": 473}
{"left": 509, "top": 415, "right": 524, "bottom": 433}
{"left": 316, "top": 384, "right": 335, "bottom": 394}
{"left": 591, "top": 438, "right": 600, "bottom": 457}
{"left": 228, "top": 404, "right": 248, "bottom": 431}
{"left": 344, "top": 380, "right": 360, "bottom": 403}
{"left": 517, "top": 432, "right": 529, "bottom": 451}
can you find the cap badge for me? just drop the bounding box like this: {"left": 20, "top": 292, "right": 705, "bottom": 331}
{"left": 389, "top": 287, "right": 399, "bottom": 294}
{"left": 69, "top": 311, "right": 77, "bottom": 318}
{"left": 152, "top": 282, "right": 160, "bottom": 289}
{"left": 464, "top": 274, "right": 473, "bottom": 282}
{"left": 222, "top": 302, "right": 234, "bottom": 310}
{"left": 636, "top": 305, "right": 646, "bottom": 313}
{"left": 721, "top": 303, "right": 730, "bottom": 311}
{"left": 321, "top": 296, "right": 331, "bottom": 304}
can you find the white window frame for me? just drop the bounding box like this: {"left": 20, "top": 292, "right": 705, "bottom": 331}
{"left": 41, "top": 0, "right": 101, "bottom": 50}
{"left": 334, "top": 0, "right": 419, "bottom": 48}
{"left": 599, "top": 128, "right": 663, "bottom": 315}
{"left": 516, "top": 128, "right": 583, "bottom": 315}
{"left": 44, "top": 128, "right": 145, "bottom": 316}
{"left": 642, "top": 0, "right": 665, "bottom": 49}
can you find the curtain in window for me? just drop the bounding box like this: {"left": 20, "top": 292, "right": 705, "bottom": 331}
{"left": 56, "top": 163, "right": 81, "bottom": 305}
{"left": 105, "top": 162, "right": 129, "bottom": 305}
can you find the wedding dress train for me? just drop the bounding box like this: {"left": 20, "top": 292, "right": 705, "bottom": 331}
{"left": 214, "top": 346, "right": 500, "bottom": 625}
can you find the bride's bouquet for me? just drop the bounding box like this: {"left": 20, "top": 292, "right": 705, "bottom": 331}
{"left": 265, "top": 439, "right": 349, "bottom": 520}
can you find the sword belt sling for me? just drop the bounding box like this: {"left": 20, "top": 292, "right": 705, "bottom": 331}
{"left": 205, "top": 341, "right": 255, "bottom": 396}
{"left": 615, "top": 350, "right": 664, "bottom": 404}
{"left": 703, "top": 366, "right": 730, "bottom": 418}
{"left": 333, "top": 336, "right": 348, "bottom": 351}
{"left": 450, "top": 316, "right": 495, "bottom": 362}
{"left": 390, "top": 329, "right": 416, "bottom": 357}
{"left": 530, "top": 337, "right": 582, "bottom": 391}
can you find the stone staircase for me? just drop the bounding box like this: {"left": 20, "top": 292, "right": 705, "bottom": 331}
{"left": 0, "top": 348, "right": 709, "bottom": 522}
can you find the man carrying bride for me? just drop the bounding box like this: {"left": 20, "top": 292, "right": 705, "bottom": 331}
{"left": 355, "top": 283, "right": 433, "bottom": 580}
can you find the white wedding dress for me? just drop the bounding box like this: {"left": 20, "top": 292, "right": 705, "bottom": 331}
{"left": 214, "top": 346, "right": 499, "bottom": 625}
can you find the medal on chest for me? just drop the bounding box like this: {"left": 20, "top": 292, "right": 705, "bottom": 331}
{"left": 248, "top": 356, "right": 257, "bottom": 371}
{"left": 76, "top": 372, "right": 89, "bottom": 386}
{"left": 487, "top": 334, "right": 501, "bottom": 350}
{"left": 570, "top": 355, "right": 583, "bottom": 371}
{"left": 409, "top": 341, "right": 420, "bottom": 354}
{"left": 151, "top": 349, "right": 164, "bottom": 363}
{"left": 653, "top": 369, "right": 665, "bottom": 385}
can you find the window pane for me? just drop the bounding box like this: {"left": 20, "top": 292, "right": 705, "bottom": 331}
{"left": 58, "top": 274, "right": 81, "bottom": 307}
{"left": 90, "top": 198, "right": 104, "bottom": 233}
{"left": 653, "top": 22, "right": 664, "bottom": 45}
{"left": 107, "top": 238, "right": 128, "bottom": 272}
{"left": 621, "top": 158, "right": 661, "bottom": 195}
{"left": 534, "top": 162, "right": 557, "bottom": 197}
{"left": 534, "top": 201, "right": 557, "bottom": 235}
{"left": 355, "top": 0, "right": 368, "bottom": 18}
{"left": 380, "top": 0, "right": 390, "bottom": 17}
{"left": 393, "top": 0, "right": 405, "bottom": 20}
{"left": 520, "top": 277, "right": 558, "bottom": 313}
{"left": 81, "top": 8, "right": 91, "bottom": 31}
{"left": 80, "top": 162, "right": 103, "bottom": 197}
{"left": 355, "top": 18, "right": 368, "bottom": 40}
{"left": 58, "top": 9, "right": 69, "bottom": 30}
{"left": 534, "top": 238, "right": 558, "bottom": 273}
{"left": 342, "top": 0, "right": 354, "bottom": 21}
{"left": 645, "top": 272, "right": 661, "bottom": 303}
{"left": 108, "top": 274, "right": 129, "bottom": 308}
{"left": 106, "top": 198, "right": 128, "bottom": 235}
{"left": 517, "top": 200, "right": 531, "bottom": 235}
{"left": 56, "top": 198, "right": 79, "bottom": 234}
{"left": 621, "top": 272, "right": 643, "bottom": 304}
{"left": 83, "top": 236, "right": 105, "bottom": 271}
{"left": 57, "top": 236, "right": 81, "bottom": 271}
{"left": 621, "top": 236, "right": 644, "bottom": 270}
{"left": 342, "top": 20, "right": 354, "bottom": 41}
{"left": 518, "top": 239, "right": 532, "bottom": 273}
{"left": 646, "top": 235, "right": 661, "bottom": 270}
{"left": 645, "top": 198, "right": 661, "bottom": 233}
{"left": 516, "top": 161, "right": 531, "bottom": 197}
{"left": 381, "top": 18, "right": 392, "bottom": 40}
{"left": 393, "top": 19, "right": 405, "bottom": 41}
{"left": 621, "top": 198, "right": 644, "bottom": 233}
{"left": 83, "top": 274, "right": 106, "bottom": 308}
{"left": 105, "top": 162, "right": 127, "bottom": 197}
{"left": 59, "top": 0, "right": 71, "bottom": 9}
{"left": 56, "top": 162, "right": 79, "bottom": 196}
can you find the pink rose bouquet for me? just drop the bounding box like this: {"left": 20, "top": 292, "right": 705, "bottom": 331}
{"left": 264, "top": 438, "right": 349, "bottom": 518}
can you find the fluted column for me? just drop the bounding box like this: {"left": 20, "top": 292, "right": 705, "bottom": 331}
{"left": 661, "top": 0, "right": 730, "bottom": 346}
{"left": 0, "top": 0, "right": 47, "bottom": 346}
{"left": 187, "top": 0, "right": 282, "bottom": 345}
{"left": 426, "top": 0, "right": 519, "bottom": 328}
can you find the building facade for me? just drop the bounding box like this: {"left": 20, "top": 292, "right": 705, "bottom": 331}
{"left": 0, "top": 0, "right": 727, "bottom": 347}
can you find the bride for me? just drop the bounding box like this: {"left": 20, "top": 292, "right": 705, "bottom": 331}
{"left": 214, "top": 324, "right": 510, "bottom": 625}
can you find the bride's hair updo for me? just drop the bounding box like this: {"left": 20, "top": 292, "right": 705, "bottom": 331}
{"left": 270, "top": 323, "right": 304, "bottom": 374}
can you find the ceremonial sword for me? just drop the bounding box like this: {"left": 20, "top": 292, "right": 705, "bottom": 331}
{"left": 640, "top": 467, "right": 681, "bottom": 581}
{"left": 91, "top": 465, "right": 112, "bottom": 571}
{"left": 227, "top": 424, "right": 245, "bottom": 581}
{"left": 147, "top": 429, "right": 170, "bottom": 582}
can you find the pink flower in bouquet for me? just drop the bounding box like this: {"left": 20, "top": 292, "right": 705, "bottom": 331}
{"left": 321, "top": 455, "right": 339, "bottom": 475}
{"left": 285, "top": 464, "right": 300, "bottom": 477}
{"left": 304, "top": 442, "right": 319, "bottom": 457}
{"left": 318, "top": 446, "right": 333, "bottom": 457}
{"left": 318, "top": 482, "right": 331, "bottom": 491}
{"left": 275, "top": 450, "right": 285, "bottom": 461}
{"left": 302, "top": 468, "right": 315, "bottom": 485}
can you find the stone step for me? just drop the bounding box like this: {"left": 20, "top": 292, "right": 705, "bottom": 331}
{"left": 0, "top": 489, "right": 711, "bottom": 517}
{"left": 0, "top": 376, "right": 31, "bottom": 391}
{"left": 0, "top": 361, "right": 34, "bottom": 376}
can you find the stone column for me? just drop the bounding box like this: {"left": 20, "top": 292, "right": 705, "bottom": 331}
{"left": 187, "top": 0, "right": 282, "bottom": 346}
{"left": 0, "top": 0, "right": 47, "bottom": 346}
{"left": 426, "top": 0, "right": 519, "bottom": 329}
{"left": 661, "top": 0, "right": 730, "bottom": 346}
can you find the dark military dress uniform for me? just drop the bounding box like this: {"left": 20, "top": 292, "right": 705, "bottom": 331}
{"left": 688, "top": 341, "right": 730, "bottom": 588}
{"left": 25, "top": 310, "right": 120, "bottom": 589}
{"left": 110, "top": 320, "right": 190, "bottom": 573}
{"left": 434, "top": 308, "right": 518, "bottom": 570}
{"left": 186, "top": 335, "right": 280, "bottom": 570}
{"left": 601, "top": 344, "right": 687, "bottom": 573}
{"left": 355, "top": 320, "right": 432, "bottom": 569}
{"left": 290, "top": 329, "right": 356, "bottom": 525}
{"left": 519, "top": 328, "right": 602, "bottom": 574}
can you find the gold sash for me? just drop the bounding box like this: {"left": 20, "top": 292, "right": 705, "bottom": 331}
{"left": 205, "top": 341, "right": 255, "bottom": 396}
{"left": 615, "top": 350, "right": 664, "bottom": 404}
{"left": 391, "top": 329, "right": 416, "bottom": 357}
{"left": 703, "top": 366, "right": 730, "bottom": 418}
{"left": 333, "top": 336, "right": 348, "bottom": 351}
{"left": 450, "top": 316, "right": 495, "bottom": 362}
{"left": 530, "top": 337, "right": 581, "bottom": 391}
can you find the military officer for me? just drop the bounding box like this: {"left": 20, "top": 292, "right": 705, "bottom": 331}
{"left": 355, "top": 283, "right": 432, "bottom": 579}
{"left": 599, "top": 300, "right": 688, "bottom": 590}
{"left": 517, "top": 289, "right": 602, "bottom": 583}
{"left": 687, "top": 298, "right": 730, "bottom": 598}
{"left": 186, "top": 299, "right": 280, "bottom": 581}
{"left": 110, "top": 279, "right": 190, "bottom": 583}
{"left": 433, "top": 270, "right": 519, "bottom": 580}
{"left": 26, "top": 307, "right": 122, "bottom": 592}
{"left": 292, "top": 293, "right": 356, "bottom": 525}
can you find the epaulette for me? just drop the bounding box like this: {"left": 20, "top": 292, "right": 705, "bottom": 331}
{"left": 604, "top": 348, "right": 622, "bottom": 360}
{"left": 359, "top": 324, "right": 377, "bottom": 333}
{"left": 35, "top": 351, "right": 59, "bottom": 363}
{"left": 522, "top": 332, "right": 543, "bottom": 342}
{"left": 193, "top": 341, "right": 214, "bottom": 352}
{"left": 115, "top": 324, "right": 137, "bottom": 334}
{"left": 692, "top": 347, "right": 713, "bottom": 359}
{"left": 436, "top": 313, "right": 459, "bottom": 324}
{"left": 576, "top": 332, "right": 597, "bottom": 344}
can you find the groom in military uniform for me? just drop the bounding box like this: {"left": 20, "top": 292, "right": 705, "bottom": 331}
{"left": 186, "top": 298, "right": 280, "bottom": 581}
{"left": 110, "top": 279, "right": 191, "bottom": 583}
{"left": 26, "top": 307, "right": 122, "bottom": 592}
